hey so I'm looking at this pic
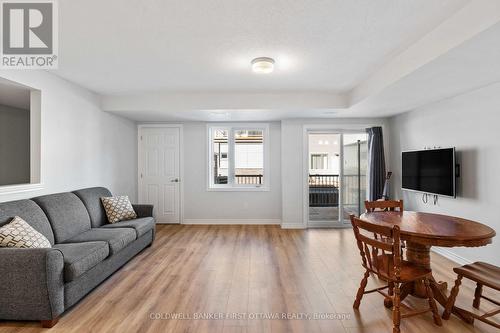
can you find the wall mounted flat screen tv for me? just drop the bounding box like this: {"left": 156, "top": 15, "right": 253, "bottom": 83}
{"left": 402, "top": 148, "right": 456, "bottom": 197}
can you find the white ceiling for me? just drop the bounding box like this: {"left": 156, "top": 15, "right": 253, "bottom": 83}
{"left": 42, "top": 0, "right": 500, "bottom": 121}
{"left": 0, "top": 79, "right": 31, "bottom": 110}
{"left": 53, "top": 0, "right": 468, "bottom": 95}
{"left": 349, "top": 20, "right": 500, "bottom": 117}
{"left": 102, "top": 16, "right": 500, "bottom": 122}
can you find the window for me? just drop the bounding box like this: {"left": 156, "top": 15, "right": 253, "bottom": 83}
{"left": 310, "top": 153, "right": 328, "bottom": 170}
{"left": 208, "top": 124, "right": 269, "bottom": 190}
{"left": 212, "top": 129, "right": 229, "bottom": 184}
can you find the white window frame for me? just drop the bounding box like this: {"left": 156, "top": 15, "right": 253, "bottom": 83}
{"left": 310, "top": 153, "right": 329, "bottom": 170}
{"left": 207, "top": 123, "right": 270, "bottom": 191}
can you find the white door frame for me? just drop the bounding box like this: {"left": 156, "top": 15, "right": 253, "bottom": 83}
{"left": 138, "top": 124, "right": 184, "bottom": 224}
{"left": 302, "top": 124, "right": 371, "bottom": 228}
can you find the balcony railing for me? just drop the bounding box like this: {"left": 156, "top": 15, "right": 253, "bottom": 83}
{"left": 308, "top": 174, "right": 366, "bottom": 208}
{"left": 235, "top": 175, "right": 262, "bottom": 185}
{"left": 309, "top": 174, "right": 339, "bottom": 187}
{"left": 309, "top": 175, "right": 339, "bottom": 207}
{"left": 215, "top": 175, "right": 263, "bottom": 185}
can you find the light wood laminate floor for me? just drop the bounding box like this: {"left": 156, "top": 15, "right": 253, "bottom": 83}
{"left": 0, "top": 225, "right": 497, "bottom": 333}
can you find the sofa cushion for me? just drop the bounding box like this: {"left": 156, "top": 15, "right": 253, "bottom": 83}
{"left": 0, "top": 199, "right": 55, "bottom": 245}
{"left": 63, "top": 228, "right": 136, "bottom": 255}
{"left": 73, "top": 187, "right": 112, "bottom": 228}
{"left": 101, "top": 196, "right": 137, "bottom": 223}
{"left": 53, "top": 241, "right": 109, "bottom": 282}
{"left": 101, "top": 217, "right": 155, "bottom": 238}
{"left": 33, "top": 193, "right": 91, "bottom": 243}
{"left": 0, "top": 216, "right": 51, "bottom": 248}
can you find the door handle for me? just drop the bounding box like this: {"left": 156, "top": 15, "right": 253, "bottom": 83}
{"left": 171, "top": 178, "right": 179, "bottom": 183}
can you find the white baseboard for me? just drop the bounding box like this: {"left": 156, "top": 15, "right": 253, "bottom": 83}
{"left": 307, "top": 221, "right": 351, "bottom": 229}
{"left": 281, "top": 223, "right": 306, "bottom": 229}
{"left": 182, "top": 219, "right": 281, "bottom": 225}
{"left": 432, "top": 247, "right": 472, "bottom": 266}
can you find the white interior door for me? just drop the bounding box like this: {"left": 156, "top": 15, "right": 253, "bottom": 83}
{"left": 139, "top": 126, "right": 181, "bottom": 224}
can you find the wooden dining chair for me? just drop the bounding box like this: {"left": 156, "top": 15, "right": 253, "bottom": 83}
{"left": 365, "top": 200, "right": 405, "bottom": 251}
{"left": 365, "top": 199, "right": 404, "bottom": 212}
{"left": 443, "top": 262, "right": 500, "bottom": 329}
{"left": 350, "top": 215, "right": 442, "bottom": 333}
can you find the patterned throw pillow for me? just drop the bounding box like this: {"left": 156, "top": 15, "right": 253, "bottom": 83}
{"left": 0, "top": 216, "right": 51, "bottom": 248}
{"left": 101, "top": 196, "right": 137, "bottom": 223}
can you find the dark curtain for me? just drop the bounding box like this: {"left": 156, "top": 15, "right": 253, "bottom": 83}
{"left": 366, "top": 127, "right": 386, "bottom": 201}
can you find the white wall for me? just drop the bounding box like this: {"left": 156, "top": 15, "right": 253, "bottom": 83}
{"left": 389, "top": 82, "right": 500, "bottom": 266}
{"left": 183, "top": 122, "right": 281, "bottom": 223}
{"left": 281, "top": 118, "right": 389, "bottom": 228}
{"left": 0, "top": 71, "right": 137, "bottom": 203}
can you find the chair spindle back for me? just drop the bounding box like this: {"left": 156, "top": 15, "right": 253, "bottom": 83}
{"left": 350, "top": 215, "right": 402, "bottom": 280}
{"left": 364, "top": 200, "right": 404, "bottom": 213}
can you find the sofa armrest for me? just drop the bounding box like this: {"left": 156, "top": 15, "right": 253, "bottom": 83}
{"left": 132, "top": 204, "right": 154, "bottom": 218}
{"left": 0, "top": 248, "right": 65, "bottom": 321}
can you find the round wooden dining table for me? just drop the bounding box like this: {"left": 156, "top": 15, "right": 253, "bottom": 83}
{"left": 359, "top": 211, "right": 496, "bottom": 317}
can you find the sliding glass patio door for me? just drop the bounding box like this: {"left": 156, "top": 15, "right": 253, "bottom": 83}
{"left": 342, "top": 133, "right": 368, "bottom": 221}
{"left": 308, "top": 131, "right": 368, "bottom": 227}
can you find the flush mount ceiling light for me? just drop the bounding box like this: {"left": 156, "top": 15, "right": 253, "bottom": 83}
{"left": 251, "top": 57, "right": 275, "bottom": 74}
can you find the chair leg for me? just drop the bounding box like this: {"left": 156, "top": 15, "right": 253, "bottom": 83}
{"left": 388, "top": 281, "right": 394, "bottom": 296}
{"left": 473, "top": 283, "right": 482, "bottom": 309}
{"left": 353, "top": 270, "right": 370, "bottom": 309}
{"left": 443, "top": 275, "right": 462, "bottom": 320}
{"left": 424, "top": 278, "right": 442, "bottom": 326}
{"left": 392, "top": 282, "right": 401, "bottom": 333}
{"left": 384, "top": 281, "right": 395, "bottom": 308}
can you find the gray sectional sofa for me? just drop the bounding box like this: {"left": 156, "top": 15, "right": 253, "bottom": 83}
{"left": 0, "top": 187, "right": 155, "bottom": 327}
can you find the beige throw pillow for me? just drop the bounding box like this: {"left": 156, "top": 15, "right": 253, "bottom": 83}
{"left": 101, "top": 196, "right": 137, "bottom": 223}
{"left": 0, "top": 216, "right": 51, "bottom": 248}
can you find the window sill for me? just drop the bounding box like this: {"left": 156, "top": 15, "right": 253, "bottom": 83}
{"left": 207, "top": 186, "right": 270, "bottom": 192}
{"left": 0, "top": 183, "right": 44, "bottom": 196}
